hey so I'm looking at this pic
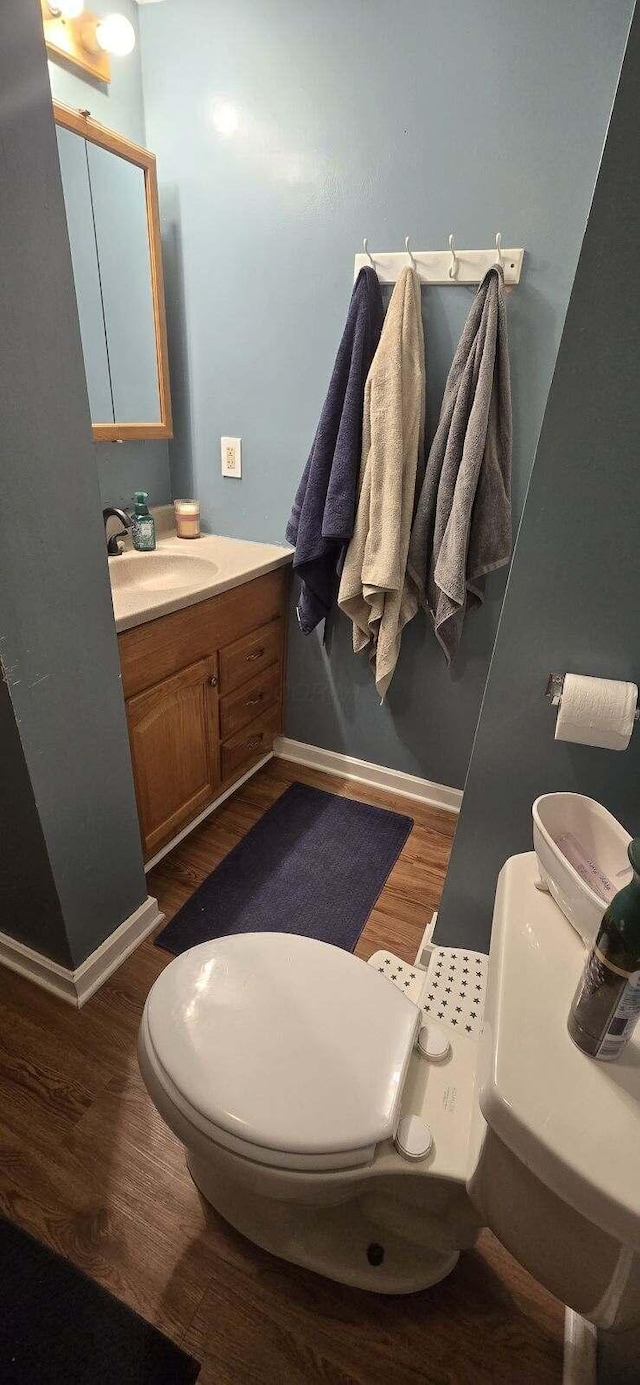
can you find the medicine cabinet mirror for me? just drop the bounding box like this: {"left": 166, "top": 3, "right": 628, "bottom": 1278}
{"left": 54, "top": 102, "right": 172, "bottom": 442}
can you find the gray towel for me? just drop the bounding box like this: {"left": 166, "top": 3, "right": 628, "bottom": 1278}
{"left": 408, "top": 266, "right": 512, "bottom": 663}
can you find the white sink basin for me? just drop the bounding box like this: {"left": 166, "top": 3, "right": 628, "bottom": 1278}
{"left": 107, "top": 530, "right": 292, "bottom": 633}
{"left": 109, "top": 550, "right": 218, "bottom": 593}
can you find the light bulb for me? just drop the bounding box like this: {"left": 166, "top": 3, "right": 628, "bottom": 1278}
{"left": 48, "top": 0, "right": 85, "bottom": 17}
{"left": 95, "top": 13, "right": 136, "bottom": 57}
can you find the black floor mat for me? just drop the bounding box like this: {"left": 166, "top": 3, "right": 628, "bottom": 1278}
{"left": 0, "top": 1216, "right": 200, "bottom": 1383}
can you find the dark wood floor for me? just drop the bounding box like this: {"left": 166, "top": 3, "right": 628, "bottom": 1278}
{"left": 0, "top": 758, "right": 564, "bottom": 1382}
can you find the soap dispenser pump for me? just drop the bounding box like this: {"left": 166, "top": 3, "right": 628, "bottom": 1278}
{"left": 131, "top": 492, "right": 156, "bottom": 552}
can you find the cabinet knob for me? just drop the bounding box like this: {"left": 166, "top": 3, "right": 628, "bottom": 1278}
{"left": 246, "top": 734, "right": 263, "bottom": 749}
{"left": 247, "top": 647, "right": 265, "bottom": 662}
{"left": 246, "top": 693, "right": 264, "bottom": 707}
{"left": 209, "top": 675, "right": 219, "bottom": 687}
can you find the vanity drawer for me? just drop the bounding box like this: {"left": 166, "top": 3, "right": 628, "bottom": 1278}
{"left": 118, "top": 568, "right": 286, "bottom": 700}
{"left": 221, "top": 706, "right": 280, "bottom": 783}
{"left": 220, "top": 663, "right": 280, "bottom": 739}
{"left": 219, "top": 619, "right": 281, "bottom": 694}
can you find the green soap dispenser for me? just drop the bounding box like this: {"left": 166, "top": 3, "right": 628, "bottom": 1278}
{"left": 131, "top": 492, "right": 156, "bottom": 552}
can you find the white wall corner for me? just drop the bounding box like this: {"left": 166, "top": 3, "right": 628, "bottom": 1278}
{"left": 0, "top": 894, "right": 163, "bottom": 1008}
{"left": 273, "top": 737, "right": 462, "bottom": 814}
{"left": 563, "top": 1308, "right": 597, "bottom": 1385}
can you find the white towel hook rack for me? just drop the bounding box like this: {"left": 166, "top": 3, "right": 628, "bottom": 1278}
{"left": 353, "top": 241, "right": 524, "bottom": 287}
{"left": 405, "top": 236, "right": 418, "bottom": 270}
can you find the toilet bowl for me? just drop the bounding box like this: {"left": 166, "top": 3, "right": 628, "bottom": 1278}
{"left": 139, "top": 852, "right": 640, "bottom": 1321}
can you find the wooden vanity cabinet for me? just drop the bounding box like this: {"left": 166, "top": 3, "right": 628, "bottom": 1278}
{"left": 118, "top": 568, "right": 288, "bottom": 861}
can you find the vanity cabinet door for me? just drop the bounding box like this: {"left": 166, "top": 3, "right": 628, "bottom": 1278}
{"left": 126, "top": 656, "right": 219, "bottom": 860}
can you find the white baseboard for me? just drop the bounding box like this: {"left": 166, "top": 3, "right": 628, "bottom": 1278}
{"left": 0, "top": 894, "right": 163, "bottom": 1009}
{"left": 274, "top": 737, "right": 462, "bottom": 814}
{"left": 144, "top": 752, "right": 274, "bottom": 871}
{"left": 563, "top": 1308, "right": 597, "bottom": 1385}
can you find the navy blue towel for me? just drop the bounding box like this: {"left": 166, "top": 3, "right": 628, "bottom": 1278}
{"left": 286, "top": 267, "right": 384, "bottom": 634}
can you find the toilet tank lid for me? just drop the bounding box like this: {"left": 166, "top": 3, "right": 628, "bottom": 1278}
{"left": 479, "top": 852, "right": 640, "bottom": 1253}
{"left": 144, "top": 933, "right": 421, "bottom": 1158}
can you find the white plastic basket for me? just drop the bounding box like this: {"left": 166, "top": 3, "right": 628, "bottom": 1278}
{"left": 532, "top": 792, "right": 632, "bottom": 946}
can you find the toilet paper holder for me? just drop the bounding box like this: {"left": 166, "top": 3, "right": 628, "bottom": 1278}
{"left": 545, "top": 673, "right": 640, "bottom": 721}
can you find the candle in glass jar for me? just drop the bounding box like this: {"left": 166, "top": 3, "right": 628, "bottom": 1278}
{"left": 174, "top": 499, "right": 200, "bottom": 539}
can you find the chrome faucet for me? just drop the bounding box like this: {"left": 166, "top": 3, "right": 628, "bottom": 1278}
{"left": 103, "top": 507, "right": 132, "bottom": 556}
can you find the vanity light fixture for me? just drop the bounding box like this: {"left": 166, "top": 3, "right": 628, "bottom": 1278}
{"left": 41, "top": 1, "right": 136, "bottom": 84}
{"left": 89, "top": 13, "right": 137, "bottom": 57}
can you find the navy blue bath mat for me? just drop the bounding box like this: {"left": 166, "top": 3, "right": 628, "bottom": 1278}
{"left": 155, "top": 781, "right": 413, "bottom": 957}
{"left": 0, "top": 1216, "right": 200, "bottom": 1383}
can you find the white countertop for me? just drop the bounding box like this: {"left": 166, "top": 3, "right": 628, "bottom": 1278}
{"left": 109, "top": 531, "right": 293, "bottom": 633}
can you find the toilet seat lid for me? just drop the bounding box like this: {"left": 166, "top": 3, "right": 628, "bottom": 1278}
{"left": 145, "top": 933, "right": 420, "bottom": 1163}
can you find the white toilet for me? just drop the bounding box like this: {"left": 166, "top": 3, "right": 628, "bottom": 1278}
{"left": 139, "top": 852, "right": 640, "bottom": 1325}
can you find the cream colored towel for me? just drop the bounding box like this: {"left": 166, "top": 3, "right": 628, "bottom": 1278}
{"left": 338, "top": 267, "right": 425, "bottom": 699}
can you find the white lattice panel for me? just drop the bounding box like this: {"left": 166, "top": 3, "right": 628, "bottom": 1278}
{"left": 367, "top": 951, "right": 426, "bottom": 1003}
{"left": 368, "top": 946, "right": 488, "bottom": 1041}
{"left": 418, "top": 947, "right": 488, "bottom": 1039}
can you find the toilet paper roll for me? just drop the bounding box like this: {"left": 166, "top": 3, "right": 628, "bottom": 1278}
{"left": 555, "top": 674, "right": 638, "bottom": 751}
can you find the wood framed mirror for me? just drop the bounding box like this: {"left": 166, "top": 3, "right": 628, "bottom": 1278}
{"left": 54, "top": 102, "right": 172, "bottom": 442}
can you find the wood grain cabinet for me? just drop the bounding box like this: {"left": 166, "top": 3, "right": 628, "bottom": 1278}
{"left": 118, "top": 568, "right": 288, "bottom": 861}
{"left": 126, "top": 656, "right": 220, "bottom": 860}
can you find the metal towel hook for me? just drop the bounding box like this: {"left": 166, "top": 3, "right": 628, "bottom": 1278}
{"left": 362, "top": 237, "right": 375, "bottom": 268}
{"left": 448, "top": 233, "right": 458, "bottom": 280}
{"left": 405, "top": 236, "right": 418, "bottom": 270}
{"left": 495, "top": 232, "right": 503, "bottom": 268}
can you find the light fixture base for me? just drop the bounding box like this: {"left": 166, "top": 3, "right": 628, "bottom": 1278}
{"left": 41, "top": 1, "right": 111, "bottom": 85}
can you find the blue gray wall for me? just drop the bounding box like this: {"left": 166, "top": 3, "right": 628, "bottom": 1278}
{"left": 48, "top": 0, "right": 172, "bottom": 513}
{"left": 0, "top": 681, "right": 71, "bottom": 969}
{"left": 139, "top": 0, "right": 632, "bottom": 790}
{"left": 0, "top": 0, "right": 148, "bottom": 968}
{"left": 436, "top": 6, "right": 640, "bottom": 953}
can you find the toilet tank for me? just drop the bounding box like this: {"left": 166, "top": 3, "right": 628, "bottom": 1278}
{"left": 467, "top": 852, "right": 640, "bottom": 1330}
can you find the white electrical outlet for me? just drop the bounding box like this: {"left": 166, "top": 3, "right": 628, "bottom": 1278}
{"left": 221, "top": 436, "right": 242, "bottom": 478}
